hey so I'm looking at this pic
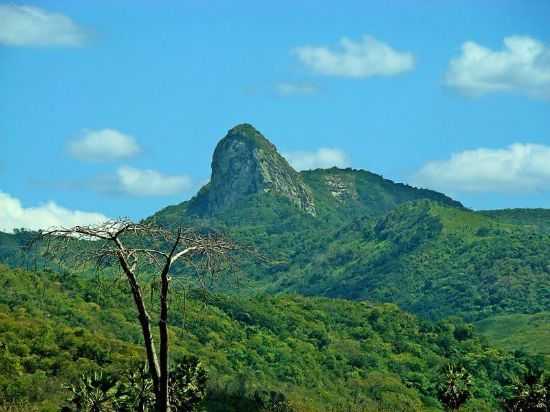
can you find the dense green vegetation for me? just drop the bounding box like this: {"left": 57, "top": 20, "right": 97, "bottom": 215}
{"left": 150, "top": 194, "right": 550, "bottom": 323}
{"left": 143, "top": 144, "right": 550, "bottom": 387}
{"left": 1, "top": 264, "right": 546, "bottom": 411}
{"left": 272, "top": 201, "right": 550, "bottom": 321}
{"left": 0, "top": 230, "right": 39, "bottom": 269}
{"left": 0, "top": 266, "right": 142, "bottom": 410}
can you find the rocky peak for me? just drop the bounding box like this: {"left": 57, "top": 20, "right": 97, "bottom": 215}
{"left": 192, "top": 124, "right": 316, "bottom": 215}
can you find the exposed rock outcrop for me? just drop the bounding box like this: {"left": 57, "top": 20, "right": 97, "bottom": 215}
{"left": 191, "top": 124, "right": 316, "bottom": 215}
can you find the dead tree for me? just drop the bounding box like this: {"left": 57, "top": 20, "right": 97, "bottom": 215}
{"left": 38, "top": 219, "right": 238, "bottom": 412}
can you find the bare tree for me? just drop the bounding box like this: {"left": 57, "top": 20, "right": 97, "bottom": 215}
{"left": 38, "top": 219, "right": 238, "bottom": 412}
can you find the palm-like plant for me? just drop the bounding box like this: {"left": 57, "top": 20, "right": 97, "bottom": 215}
{"left": 65, "top": 358, "right": 208, "bottom": 411}
{"left": 503, "top": 370, "right": 549, "bottom": 411}
{"left": 437, "top": 364, "right": 473, "bottom": 411}
{"left": 66, "top": 371, "right": 118, "bottom": 412}
{"left": 168, "top": 356, "right": 208, "bottom": 412}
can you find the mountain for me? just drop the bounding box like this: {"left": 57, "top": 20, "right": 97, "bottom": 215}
{"left": 150, "top": 124, "right": 466, "bottom": 277}
{"left": 299, "top": 167, "right": 463, "bottom": 219}
{"left": 2, "top": 124, "right": 549, "bottom": 324}
{"left": 148, "top": 124, "right": 550, "bottom": 322}
{"left": 188, "top": 124, "right": 316, "bottom": 216}
{"left": 161, "top": 124, "right": 462, "bottom": 224}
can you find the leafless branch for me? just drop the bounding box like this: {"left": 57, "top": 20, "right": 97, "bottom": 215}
{"left": 32, "top": 217, "right": 247, "bottom": 411}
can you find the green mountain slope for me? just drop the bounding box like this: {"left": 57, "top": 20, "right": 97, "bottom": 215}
{"left": 300, "top": 167, "right": 463, "bottom": 220}
{"left": 272, "top": 200, "right": 550, "bottom": 320}
{"left": 146, "top": 125, "right": 550, "bottom": 323}
{"left": 0, "top": 230, "right": 35, "bottom": 268}
{"left": 480, "top": 209, "right": 550, "bottom": 233}
{"left": 5, "top": 126, "right": 547, "bottom": 324}
{"left": 0, "top": 264, "right": 544, "bottom": 411}
{"left": 148, "top": 125, "right": 468, "bottom": 288}
{"left": 155, "top": 124, "right": 462, "bottom": 225}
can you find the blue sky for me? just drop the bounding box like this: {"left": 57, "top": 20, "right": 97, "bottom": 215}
{"left": 1, "top": 0, "right": 550, "bottom": 231}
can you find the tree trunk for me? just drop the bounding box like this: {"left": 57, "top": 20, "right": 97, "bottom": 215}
{"left": 118, "top": 255, "right": 161, "bottom": 398}
{"left": 158, "top": 265, "right": 171, "bottom": 411}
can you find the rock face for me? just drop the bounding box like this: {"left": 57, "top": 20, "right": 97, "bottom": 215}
{"left": 323, "top": 173, "right": 359, "bottom": 203}
{"left": 192, "top": 124, "right": 316, "bottom": 215}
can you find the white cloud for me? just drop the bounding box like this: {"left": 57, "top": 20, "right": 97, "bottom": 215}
{"left": 413, "top": 143, "right": 550, "bottom": 193}
{"left": 0, "top": 191, "right": 107, "bottom": 233}
{"left": 116, "top": 166, "right": 193, "bottom": 196}
{"left": 294, "top": 35, "right": 415, "bottom": 78}
{"left": 275, "top": 82, "right": 318, "bottom": 96}
{"left": 68, "top": 129, "right": 141, "bottom": 162}
{"left": 0, "top": 5, "right": 87, "bottom": 47}
{"left": 284, "top": 148, "right": 350, "bottom": 171}
{"left": 445, "top": 36, "right": 550, "bottom": 99}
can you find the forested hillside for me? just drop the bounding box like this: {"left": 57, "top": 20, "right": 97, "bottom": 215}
{"left": 148, "top": 126, "right": 550, "bottom": 323}
{"left": 0, "top": 264, "right": 545, "bottom": 411}
{"left": 271, "top": 201, "right": 550, "bottom": 320}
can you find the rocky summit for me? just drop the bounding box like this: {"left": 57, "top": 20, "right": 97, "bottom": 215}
{"left": 190, "top": 124, "right": 316, "bottom": 215}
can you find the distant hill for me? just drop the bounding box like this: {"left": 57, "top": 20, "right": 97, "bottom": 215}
{"left": 0, "top": 229, "right": 44, "bottom": 269}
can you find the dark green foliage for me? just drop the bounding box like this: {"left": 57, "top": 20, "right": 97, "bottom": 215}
{"left": 205, "top": 387, "right": 295, "bottom": 412}
{"left": 0, "top": 400, "right": 40, "bottom": 412}
{"left": 268, "top": 201, "right": 550, "bottom": 321}
{"left": 114, "top": 365, "right": 155, "bottom": 412}
{"left": 252, "top": 390, "right": 294, "bottom": 412}
{"left": 0, "top": 230, "right": 48, "bottom": 269}
{"left": 474, "top": 313, "right": 550, "bottom": 366}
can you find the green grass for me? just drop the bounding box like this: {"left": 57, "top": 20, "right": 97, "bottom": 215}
{"left": 475, "top": 312, "right": 550, "bottom": 363}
